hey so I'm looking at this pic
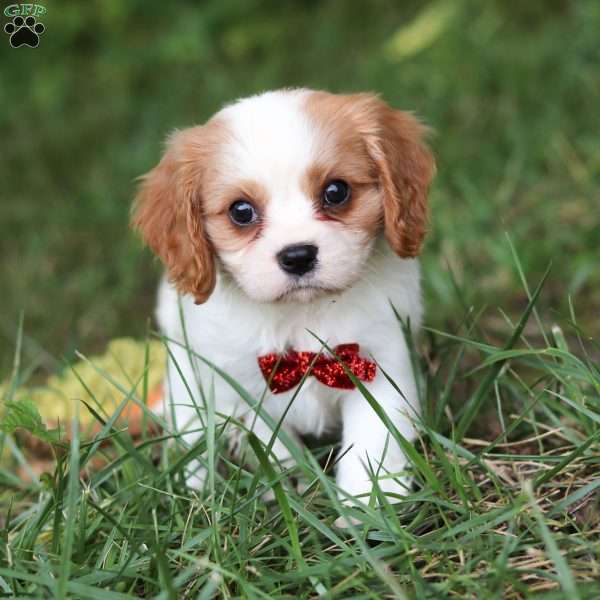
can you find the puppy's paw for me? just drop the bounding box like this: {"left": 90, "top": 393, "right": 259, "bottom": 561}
{"left": 373, "top": 473, "right": 413, "bottom": 502}
{"left": 333, "top": 472, "right": 413, "bottom": 529}
{"left": 336, "top": 467, "right": 413, "bottom": 505}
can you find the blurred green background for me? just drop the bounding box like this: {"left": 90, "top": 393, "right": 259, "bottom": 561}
{"left": 1, "top": 0, "right": 598, "bottom": 376}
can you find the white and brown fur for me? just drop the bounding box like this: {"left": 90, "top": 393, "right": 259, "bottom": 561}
{"left": 133, "top": 88, "right": 435, "bottom": 503}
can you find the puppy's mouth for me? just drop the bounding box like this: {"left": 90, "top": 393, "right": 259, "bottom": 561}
{"left": 276, "top": 281, "right": 338, "bottom": 303}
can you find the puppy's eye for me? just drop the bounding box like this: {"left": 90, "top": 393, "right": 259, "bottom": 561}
{"left": 229, "top": 200, "right": 258, "bottom": 226}
{"left": 322, "top": 180, "right": 350, "bottom": 207}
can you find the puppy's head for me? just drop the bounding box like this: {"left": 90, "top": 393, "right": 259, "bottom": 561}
{"left": 132, "top": 89, "right": 435, "bottom": 304}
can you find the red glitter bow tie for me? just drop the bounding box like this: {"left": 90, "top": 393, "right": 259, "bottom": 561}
{"left": 258, "top": 343, "right": 377, "bottom": 394}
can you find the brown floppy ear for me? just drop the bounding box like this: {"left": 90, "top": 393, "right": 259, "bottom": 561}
{"left": 365, "top": 99, "right": 435, "bottom": 257}
{"left": 131, "top": 128, "right": 216, "bottom": 304}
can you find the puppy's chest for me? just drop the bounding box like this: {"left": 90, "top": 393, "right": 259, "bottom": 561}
{"left": 205, "top": 307, "right": 369, "bottom": 357}
{"left": 213, "top": 314, "right": 374, "bottom": 432}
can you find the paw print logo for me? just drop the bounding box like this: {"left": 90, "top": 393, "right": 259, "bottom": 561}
{"left": 4, "top": 16, "right": 45, "bottom": 48}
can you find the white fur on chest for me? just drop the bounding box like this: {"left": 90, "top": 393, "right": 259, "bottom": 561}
{"left": 156, "top": 244, "right": 421, "bottom": 436}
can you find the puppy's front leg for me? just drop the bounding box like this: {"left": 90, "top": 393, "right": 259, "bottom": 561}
{"left": 336, "top": 355, "right": 419, "bottom": 502}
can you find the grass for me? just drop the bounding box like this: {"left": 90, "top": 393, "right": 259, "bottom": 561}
{"left": 1, "top": 0, "right": 600, "bottom": 597}
{"left": 1, "top": 256, "right": 600, "bottom": 598}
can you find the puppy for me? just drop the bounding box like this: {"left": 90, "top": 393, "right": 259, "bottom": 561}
{"left": 132, "top": 89, "right": 435, "bottom": 501}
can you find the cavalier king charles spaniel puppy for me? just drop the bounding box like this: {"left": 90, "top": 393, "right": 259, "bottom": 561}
{"left": 133, "top": 88, "right": 435, "bottom": 503}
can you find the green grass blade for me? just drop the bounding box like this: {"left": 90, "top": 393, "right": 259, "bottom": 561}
{"left": 56, "top": 409, "right": 80, "bottom": 599}
{"left": 455, "top": 264, "right": 551, "bottom": 439}
{"left": 526, "top": 483, "right": 581, "bottom": 599}
{"left": 247, "top": 432, "right": 304, "bottom": 568}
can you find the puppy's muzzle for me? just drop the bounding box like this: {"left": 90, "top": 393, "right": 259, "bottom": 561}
{"left": 276, "top": 243, "right": 318, "bottom": 276}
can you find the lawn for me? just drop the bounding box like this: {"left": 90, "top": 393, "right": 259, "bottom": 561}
{"left": 1, "top": 1, "right": 600, "bottom": 598}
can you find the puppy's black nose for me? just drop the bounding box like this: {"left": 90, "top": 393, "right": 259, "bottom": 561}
{"left": 277, "top": 244, "right": 318, "bottom": 276}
